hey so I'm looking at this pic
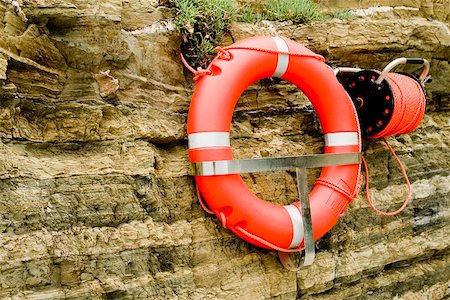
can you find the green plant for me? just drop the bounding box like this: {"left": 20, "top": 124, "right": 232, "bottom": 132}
{"left": 237, "top": 6, "right": 264, "bottom": 23}
{"left": 171, "top": 0, "right": 237, "bottom": 69}
{"left": 264, "top": 0, "right": 321, "bottom": 23}
{"left": 326, "top": 9, "right": 354, "bottom": 20}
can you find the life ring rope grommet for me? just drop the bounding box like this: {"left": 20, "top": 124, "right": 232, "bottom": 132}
{"left": 186, "top": 35, "right": 362, "bottom": 269}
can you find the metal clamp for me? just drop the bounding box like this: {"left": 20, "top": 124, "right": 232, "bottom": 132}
{"left": 375, "top": 57, "right": 430, "bottom": 85}
{"left": 191, "top": 153, "right": 361, "bottom": 176}
{"left": 191, "top": 152, "right": 361, "bottom": 268}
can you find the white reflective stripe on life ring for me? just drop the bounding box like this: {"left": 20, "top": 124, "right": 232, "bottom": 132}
{"left": 324, "top": 132, "right": 359, "bottom": 147}
{"left": 272, "top": 36, "right": 289, "bottom": 78}
{"left": 188, "top": 132, "right": 230, "bottom": 149}
{"left": 284, "top": 205, "right": 304, "bottom": 248}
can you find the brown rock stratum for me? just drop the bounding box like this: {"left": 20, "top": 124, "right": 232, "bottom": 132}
{"left": 0, "top": 0, "right": 449, "bottom": 299}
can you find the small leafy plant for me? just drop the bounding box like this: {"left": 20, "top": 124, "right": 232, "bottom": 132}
{"left": 171, "top": 0, "right": 237, "bottom": 69}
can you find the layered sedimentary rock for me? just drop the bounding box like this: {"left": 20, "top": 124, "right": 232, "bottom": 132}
{"left": 0, "top": 0, "right": 449, "bottom": 299}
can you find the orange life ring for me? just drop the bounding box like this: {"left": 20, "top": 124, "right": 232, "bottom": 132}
{"left": 187, "top": 36, "right": 362, "bottom": 251}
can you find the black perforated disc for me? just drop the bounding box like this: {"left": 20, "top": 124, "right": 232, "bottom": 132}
{"left": 344, "top": 70, "right": 394, "bottom": 137}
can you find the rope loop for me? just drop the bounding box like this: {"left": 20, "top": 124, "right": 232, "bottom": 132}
{"left": 362, "top": 138, "right": 411, "bottom": 216}
{"left": 215, "top": 46, "right": 232, "bottom": 60}
{"left": 218, "top": 212, "right": 227, "bottom": 228}
{"left": 235, "top": 226, "right": 304, "bottom": 253}
{"left": 196, "top": 185, "right": 214, "bottom": 215}
{"left": 180, "top": 53, "right": 212, "bottom": 81}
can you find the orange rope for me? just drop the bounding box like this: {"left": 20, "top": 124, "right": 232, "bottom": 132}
{"left": 219, "top": 211, "right": 227, "bottom": 228}
{"left": 315, "top": 178, "right": 357, "bottom": 200}
{"left": 215, "top": 47, "right": 232, "bottom": 60}
{"left": 314, "top": 163, "right": 362, "bottom": 204}
{"left": 180, "top": 53, "right": 212, "bottom": 81}
{"left": 196, "top": 185, "right": 215, "bottom": 215}
{"left": 235, "top": 226, "right": 304, "bottom": 253}
{"left": 222, "top": 45, "right": 324, "bottom": 61}
{"left": 362, "top": 138, "right": 411, "bottom": 216}
{"left": 198, "top": 196, "right": 302, "bottom": 251}
{"left": 180, "top": 45, "right": 325, "bottom": 81}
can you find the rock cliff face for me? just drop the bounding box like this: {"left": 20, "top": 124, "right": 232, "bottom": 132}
{"left": 0, "top": 1, "right": 449, "bottom": 299}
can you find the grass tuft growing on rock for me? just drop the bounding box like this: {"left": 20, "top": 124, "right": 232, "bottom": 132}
{"left": 237, "top": 1, "right": 355, "bottom": 23}
{"left": 326, "top": 9, "right": 354, "bottom": 20}
{"left": 172, "top": 0, "right": 353, "bottom": 69}
{"left": 237, "top": 5, "right": 264, "bottom": 24}
{"left": 171, "top": 0, "right": 236, "bottom": 69}
{"left": 264, "top": 0, "right": 321, "bottom": 23}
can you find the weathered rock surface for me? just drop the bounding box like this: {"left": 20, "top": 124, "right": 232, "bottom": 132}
{"left": 0, "top": 0, "right": 449, "bottom": 299}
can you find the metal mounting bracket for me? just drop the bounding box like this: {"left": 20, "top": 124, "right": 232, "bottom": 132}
{"left": 190, "top": 153, "right": 361, "bottom": 176}
{"left": 297, "top": 167, "right": 315, "bottom": 266}
{"left": 190, "top": 152, "right": 361, "bottom": 268}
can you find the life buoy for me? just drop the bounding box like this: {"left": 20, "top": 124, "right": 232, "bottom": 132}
{"left": 187, "top": 36, "right": 362, "bottom": 251}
